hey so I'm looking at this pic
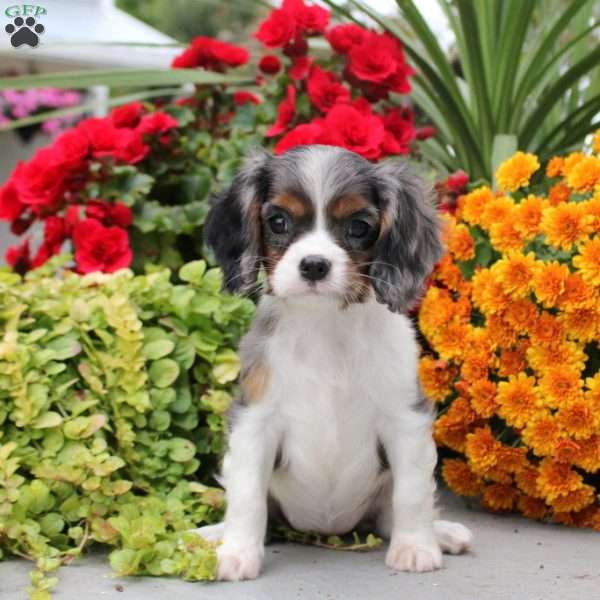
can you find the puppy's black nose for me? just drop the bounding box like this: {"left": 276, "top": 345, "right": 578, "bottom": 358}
{"left": 299, "top": 255, "right": 331, "bottom": 282}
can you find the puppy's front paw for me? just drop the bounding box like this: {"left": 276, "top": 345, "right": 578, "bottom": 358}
{"left": 433, "top": 519, "right": 473, "bottom": 555}
{"left": 217, "top": 543, "right": 264, "bottom": 581}
{"left": 386, "top": 537, "right": 442, "bottom": 573}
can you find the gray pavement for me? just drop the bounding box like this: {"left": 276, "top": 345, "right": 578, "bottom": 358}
{"left": 1, "top": 490, "right": 599, "bottom": 600}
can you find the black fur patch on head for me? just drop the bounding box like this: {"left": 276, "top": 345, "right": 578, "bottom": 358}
{"left": 370, "top": 162, "right": 444, "bottom": 313}
{"left": 204, "top": 149, "right": 271, "bottom": 293}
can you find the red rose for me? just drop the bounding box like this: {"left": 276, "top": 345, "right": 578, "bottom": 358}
{"left": 255, "top": 8, "right": 296, "bottom": 48}
{"left": 446, "top": 170, "right": 469, "bottom": 192}
{"left": 65, "top": 204, "right": 82, "bottom": 232}
{"left": 282, "top": 0, "right": 329, "bottom": 34}
{"left": 5, "top": 238, "right": 31, "bottom": 274}
{"left": 266, "top": 85, "right": 296, "bottom": 137}
{"left": 31, "top": 242, "right": 54, "bottom": 269}
{"left": 73, "top": 218, "right": 132, "bottom": 274}
{"left": 0, "top": 174, "right": 24, "bottom": 220}
{"left": 52, "top": 128, "right": 90, "bottom": 173}
{"left": 111, "top": 101, "right": 144, "bottom": 128}
{"left": 43, "top": 215, "right": 67, "bottom": 250}
{"left": 137, "top": 111, "right": 179, "bottom": 136}
{"left": 13, "top": 148, "right": 66, "bottom": 210}
{"left": 233, "top": 91, "right": 261, "bottom": 106}
{"left": 172, "top": 37, "right": 249, "bottom": 71}
{"left": 289, "top": 56, "right": 312, "bottom": 81}
{"left": 321, "top": 103, "right": 385, "bottom": 160}
{"left": 259, "top": 55, "right": 281, "bottom": 75}
{"left": 79, "top": 118, "right": 149, "bottom": 164}
{"left": 85, "top": 201, "right": 132, "bottom": 228}
{"left": 275, "top": 122, "right": 323, "bottom": 155}
{"left": 307, "top": 66, "right": 350, "bottom": 113}
{"left": 348, "top": 32, "right": 399, "bottom": 84}
{"left": 381, "top": 107, "right": 416, "bottom": 155}
{"left": 416, "top": 126, "right": 436, "bottom": 140}
{"left": 326, "top": 24, "right": 368, "bottom": 54}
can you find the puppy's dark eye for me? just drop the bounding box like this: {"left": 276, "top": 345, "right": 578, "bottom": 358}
{"left": 268, "top": 214, "right": 289, "bottom": 235}
{"left": 347, "top": 219, "right": 371, "bottom": 239}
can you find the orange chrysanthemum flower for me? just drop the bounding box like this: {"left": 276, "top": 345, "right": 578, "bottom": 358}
{"left": 465, "top": 426, "right": 500, "bottom": 474}
{"left": 558, "top": 306, "right": 600, "bottom": 343}
{"left": 561, "top": 152, "right": 586, "bottom": 177}
{"left": 441, "top": 458, "right": 482, "bottom": 496}
{"left": 515, "top": 465, "right": 542, "bottom": 498}
{"left": 480, "top": 196, "right": 515, "bottom": 231}
{"left": 540, "top": 203, "right": 592, "bottom": 250}
{"left": 496, "top": 151, "right": 540, "bottom": 192}
{"left": 579, "top": 194, "right": 600, "bottom": 232}
{"left": 522, "top": 414, "right": 563, "bottom": 457}
{"left": 434, "top": 255, "right": 464, "bottom": 291}
{"left": 526, "top": 341, "right": 586, "bottom": 376}
{"left": 419, "top": 356, "right": 455, "bottom": 402}
{"left": 573, "top": 237, "right": 600, "bottom": 286}
{"left": 482, "top": 483, "right": 518, "bottom": 511}
{"left": 592, "top": 129, "right": 600, "bottom": 154}
{"left": 497, "top": 344, "right": 529, "bottom": 377}
{"left": 546, "top": 157, "right": 564, "bottom": 178}
{"left": 496, "top": 445, "right": 527, "bottom": 473}
{"left": 548, "top": 182, "right": 570, "bottom": 205}
{"left": 556, "top": 402, "right": 597, "bottom": 440}
{"left": 496, "top": 373, "right": 541, "bottom": 429}
{"left": 493, "top": 252, "right": 536, "bottom": 298}
{"left": 514, "top": 195, "right": 546, "bottom": 238}
{"left": 549, "top": 485, "right": 595, "bottom": 513}
{"left": 432, "top": 321, "right": 472, "bottom": 361}
{"left": 484, "top": 313, "right": 519, "bottom": 348}
{"left": 557, "top": 273, "right": 596, "bottom": 312}
{"left": 468, "top": 379, "right": 498, "bottom": 418}
{"left": 532, "top": 261, "right": 569, "bottom": 307}
{"left": 457, "top": 186, "right": 494, "bottom": 226}
{"left": 573, "top": 435, "right": 600, "bottom": 473}
{"left": 471, "top": 270, "right": 513, "bottom": 315}
{"left": 518, "top": 495, "right": 547, "bottom": 520}
{"left": 538, "top": 367, "right": 584, "bottom": 409}
{"left": 418, "top": 287, "right": 457, "bottom": 338}
{"left": 528, "top": 312, "right": 564, "bottom": 348}
{"left": 447, "top": 223, "right": 475, "bottom": 261}
{"left": 554, "top": 439, "right": 581, "bottom": 464}
{"left": 502, "top": 298, "right": 538, "bottom": 333}
{"left": 536, "top": 458, "right": 583, "bottom": 502}
{"left": 566, "top": 155, "right": 600, "bottom": 192}
{"left": 434, "top": 397, "right": 477, "bottom": 452}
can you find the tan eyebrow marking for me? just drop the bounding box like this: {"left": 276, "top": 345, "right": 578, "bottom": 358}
{"left": 271, "top": 192, "right": 312, "bottom": 219}
{"left": 329, "top": 194, "right": 372, "bottom": 220}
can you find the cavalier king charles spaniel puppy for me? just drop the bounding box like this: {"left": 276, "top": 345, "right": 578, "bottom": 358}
{"left": 195, "top": 145, "right": 472, "bottom": 581}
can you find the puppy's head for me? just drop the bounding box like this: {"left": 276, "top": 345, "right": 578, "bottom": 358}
{"left": 205, "top": 145, "right": 443, "bottom": 313}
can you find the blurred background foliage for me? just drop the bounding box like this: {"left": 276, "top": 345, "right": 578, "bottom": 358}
{"left": 115, "top": 0, "right": 262, "bottom": 42}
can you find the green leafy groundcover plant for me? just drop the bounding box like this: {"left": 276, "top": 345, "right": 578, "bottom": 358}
{"left": 0, "top": 256, "right": 254, "bottom": 598}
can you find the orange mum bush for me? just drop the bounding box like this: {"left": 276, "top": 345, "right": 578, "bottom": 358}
{"left": 420, "top": 135, "right": 600, "bottom": 530}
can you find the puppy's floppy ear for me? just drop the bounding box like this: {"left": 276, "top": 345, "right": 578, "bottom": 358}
{"left": 370, "top": 161, "right": 444, "bottom": 313}
{"left": 205, "top": 148, "right": 271, "bottom": 293}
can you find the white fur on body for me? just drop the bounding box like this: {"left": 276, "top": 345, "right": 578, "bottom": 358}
{"left": 196, "top": 295, "right": 471, "bottom": 580}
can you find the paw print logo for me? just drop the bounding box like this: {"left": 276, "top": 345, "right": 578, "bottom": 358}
{"left": 5, "top": 16, "right": 45, "bottom": 48}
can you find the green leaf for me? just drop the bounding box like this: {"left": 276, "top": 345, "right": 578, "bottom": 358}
{"left": 169, "top": 438, "right": 196, "bottom": 462}
{"left": 32, "top": 412, "right": 64, "bottom": 429}
{"left": 211, "top": 350, "right": 240, "bottom": 384}
{"left": 149, "top": 359, "right": 180, "bottom": 388}
{"left": 142, "top": 340, "right": 175, "bottom": 361}
{"left": 179, "top": 261, "right": 207, "bottom": 285}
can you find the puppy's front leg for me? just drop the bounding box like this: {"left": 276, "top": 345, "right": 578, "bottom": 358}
{"left": 217, "top": 407, "right": 280, "bottom": 581}
{"left": 378, "top": 412, "right": 442, "bottom": 573}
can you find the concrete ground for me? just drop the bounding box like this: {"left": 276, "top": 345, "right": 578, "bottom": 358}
{"left": 1, "top": 490, "right": 599, "bottom": 600}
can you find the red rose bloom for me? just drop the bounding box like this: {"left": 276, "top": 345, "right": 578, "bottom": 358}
{"left": 259, "top": 55, "right": 282, "bottom": 75}
{"left": 326, "top": 24, "right": 368, "bottom": 54}
{"left": 172, "top": 36, "right": 249, "bottom": 71}
{"left": 0, "top": 175, "right": 24, "bottom": 220}
{"left": 73, "top": 218, "right": 132, "bottom": 274}
{"left": 307, "top": 66, "right": 350, "bottom": 113}
{"left": 446, "top": 170, "right": 469, "bottom": 192}
{"left": 282, "top": 0, "right": 329, "bottom": 34}
{"left": 255, "top": 8, "right": 296, "bottom": 48}
{"left": 233, "top": 91, "right": 261, "bottom": 106}
{"left": 137, "top": 111, "right": 179, "bottom": 136}
{"left": 381, "top": 107, "right": 416, "bottom": 155}
{"left": 85, "top": 201, "right": 132, "bottom": 228}
{"left": 13, "top": 148, "right": 66, "bottom": 210}
{"left": 275, "top": 122, "right": 323, "bottom": 155}
{"left": 266, "top": 85, "right": 296, "bottom": 137}
{"left": 321, "top": 103, "right": 385, "bottom": 160}
{"left": 52, "top": 128, "right": 90, "bottom": 173}
{"left": 5, "top": 238, "right": 31, "bottom": 274}
{"left": 110, "top": 101, "right": 144, "bottom": 128}
{"left": 65, "top": 204, "right": 82, "bottom": 233}
{"left": 79, "top": 118, "right": 149, "bottom": 164}
{"left": 289, "top": 56, "right": 312, "bottom": 81}
{"left": 43, "top": 215, "right": 67, "bottom": 250}
{"left": 348, "top": 32, "right": 399, "bottom": 84}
